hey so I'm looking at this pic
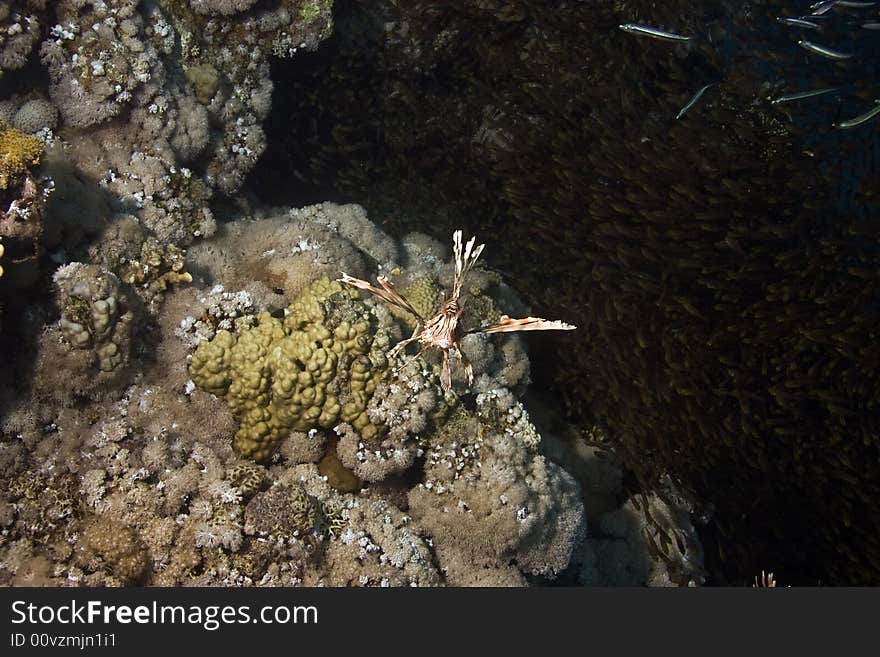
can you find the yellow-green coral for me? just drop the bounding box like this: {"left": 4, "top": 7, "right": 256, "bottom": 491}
{"left": 185, "top": 63, "right": 220, "bottom": 105}
{"left": 189, "top": 278, "right": 389, "bottom": 461}
{"left": 0, "top": 119, "right": 42, "bottom": 190}
{"left": 398, "top": 276, "right": 443, "bottom": 327}
{"left": 300, "top": 0, "right": 327, "bottom": 23}
{"left": 465, "top": 285, "right": 502, "bottom": 327}
{"left": 122, "top": 237, "right": 193, "bottom": 289}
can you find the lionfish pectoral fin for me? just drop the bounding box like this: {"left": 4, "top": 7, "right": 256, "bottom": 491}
{"left": 476, "top": 315, "right": 577, "bottom": 334}
{"left": 338, "top": 272, "right": 423, "bottom": 320}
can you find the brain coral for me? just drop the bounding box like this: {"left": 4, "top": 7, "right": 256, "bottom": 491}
{"left": 189, "top": 277, "right": 391, "bottom": 461}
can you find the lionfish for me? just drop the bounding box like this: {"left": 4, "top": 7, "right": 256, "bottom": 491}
{"left": 339, "top": 230, "right": 576, "bottom": 390}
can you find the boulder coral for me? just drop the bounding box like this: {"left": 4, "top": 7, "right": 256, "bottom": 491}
{"left": 189, "top": 277, "right": 393, "bottom": 461}
{"left": 30, "top": 263, "right": 136, "bottom": 399}
{"left": 408, "top": 392, "right": 585, "bottom": 584}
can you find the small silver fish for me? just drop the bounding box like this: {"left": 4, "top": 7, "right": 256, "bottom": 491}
{"left": 777, "top": 17, "right": 822, "bottom": 30}
{"left": 618, "top": 24, "right": 692, "bottom": 42}
{"left": 810, "top": 0, "right": 839, "bottom": 15}
{"left": 676, "top": 83, "right": 715, "bottom": 119}
{"left": 770, "top": 87, "right": 840, "bottom": 104}
{"left": 798, "top": 39, "right": 854, "bottom": 60}
{"left": 834, "top": 100, "right": 880, "bottom": 128}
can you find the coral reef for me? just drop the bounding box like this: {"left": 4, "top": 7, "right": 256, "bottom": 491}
{"left": 0, "top": 0, "right": 334, "bottom": 275}
{"left": 0, "top": 199, "right": 697, "bottom": 587}
{"left": 256, "top": 0, "right": 880, "bottom": 584}
{"left": 0, "top": 0, "right": 719, "bottom": 589}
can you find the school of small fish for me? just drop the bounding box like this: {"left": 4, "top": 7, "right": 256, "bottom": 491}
{"left": 618, "top": 1, "right": 880, "bottom": 129}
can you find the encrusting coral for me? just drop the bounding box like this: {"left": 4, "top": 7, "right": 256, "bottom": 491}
{"left": 243, "top": 483, "right": 318, "bottom": 539}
